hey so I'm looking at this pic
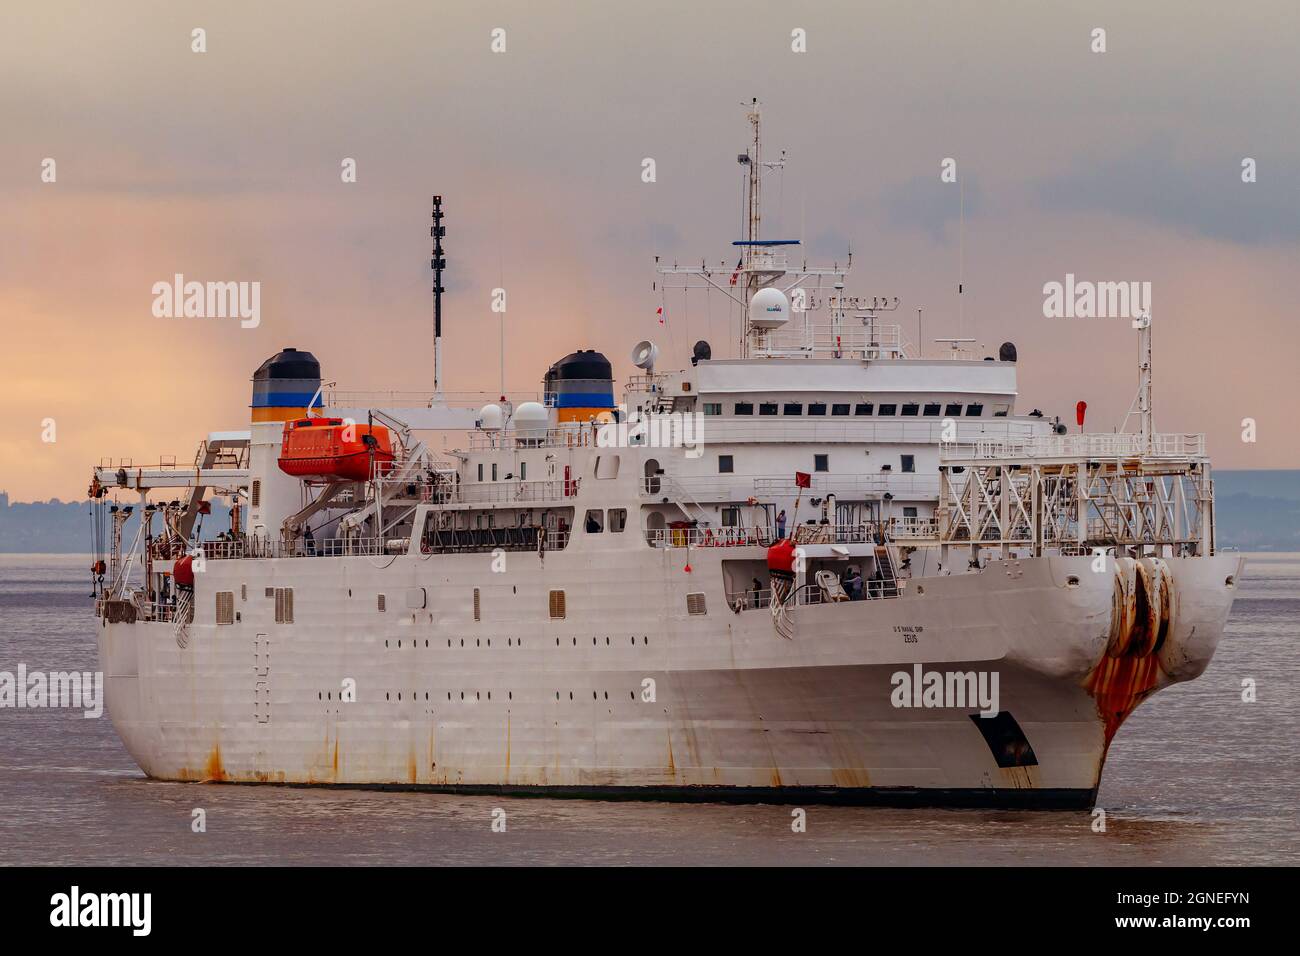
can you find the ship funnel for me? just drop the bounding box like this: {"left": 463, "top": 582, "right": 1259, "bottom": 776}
{"left": 631, "top": 340, "right": 659, "bottom": 373}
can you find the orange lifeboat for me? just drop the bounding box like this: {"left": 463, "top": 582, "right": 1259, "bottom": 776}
{"left": 277, "top": 417, "right": 395, "bottom": 481}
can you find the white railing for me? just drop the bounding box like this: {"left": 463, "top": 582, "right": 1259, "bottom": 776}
{"left": 754, "top": 322, "right": 908, "bottom": 359}
{"left": 642, "top": 473, "right": 939, "bottom": 502}
{"left": 201, "top": 538, "right": 390, "bottom": 560}
{"left": 466, "top": 423, "right": 605, "bottom": 450}
{"left": 422, "top": 478, "right": 575, "bottom": 505}
{"left": 647, "top": 526, "right": 773, "bottom": 549}
{"left": 888, "top": 516, "right": 939, "bottom": 539}
{"left": 945, "top": 432, "right": 1207, "bottom": 462}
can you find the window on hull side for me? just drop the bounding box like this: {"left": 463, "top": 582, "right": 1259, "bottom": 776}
{"left": 783, "top": 403, "right": 803, "bottom": 415}
{"left": 718, "top": 455, "right": 734, "bottom": 473}
{"left": 944, "top": 403, "right": 963, "bottom": 417}
{"left": 923, "top": 403, "right": 941, "bottom": 416}
{"left": 901, "top": 455, "right": 916, "bottom": 473}
{"left": 759, "top": 403, "right": 778, "bottom": 416}
{"left": 855, "top": 403, "right": 874, "bottom": 416}
{"left": 734, "top": 402, "right": 754, "bottom": 415}
{"left": 832, "top": 404, "right": 850, "bottom": 416}
{"left": 808, "top": 402, "right": 827, "bottom": 416}
{"left": 901, "top": 403, "right": 919, "bottom": 416}
{"left": 966, "top": 403, "right": 984, "bottom": 416}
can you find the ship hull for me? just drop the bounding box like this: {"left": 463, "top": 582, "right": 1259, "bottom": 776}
{"left": 95, "top": 550, "right": 1243, "bottom": 808}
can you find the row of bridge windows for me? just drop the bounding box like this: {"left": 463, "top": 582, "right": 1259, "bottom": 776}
{"left": 704, "top": 401, "right": 995, "bottom": 417}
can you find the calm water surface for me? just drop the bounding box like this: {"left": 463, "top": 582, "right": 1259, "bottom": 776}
{"left": 1, "top": 553, "right": 1295, "bottom": 866}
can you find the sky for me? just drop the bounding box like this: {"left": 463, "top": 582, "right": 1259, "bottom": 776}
{"left": 1, "top": 0, "right": 1297, "bottom": 501}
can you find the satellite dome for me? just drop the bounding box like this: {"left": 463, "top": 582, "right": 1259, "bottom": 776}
{"left": 749, "top": 287, "right": 790, "bottom": 329}
{"left": 478, "top": 403, "right": 504, "bottom": 431}
{"left": 513, "top": 401, "right": 549, "bottom": 442}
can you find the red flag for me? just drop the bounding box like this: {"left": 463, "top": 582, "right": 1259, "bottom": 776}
{"left": 794, "top": 471, "right": 811, "bottom": 489}
{"left": 729, "top": 256, "right": 742, "bottom": 286}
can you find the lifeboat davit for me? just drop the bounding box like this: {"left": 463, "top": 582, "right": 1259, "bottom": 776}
{"left": 277, "top": 417, "right": 395, "bottom": 482}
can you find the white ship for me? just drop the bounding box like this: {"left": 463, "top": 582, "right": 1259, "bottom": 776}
{"left": 89, "top": 104, "right": 1242, "bottom": 807}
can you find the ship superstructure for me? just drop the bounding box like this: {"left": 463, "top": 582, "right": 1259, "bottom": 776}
{"left": 87, "top": 104, "right": 1242, "bottom": 807}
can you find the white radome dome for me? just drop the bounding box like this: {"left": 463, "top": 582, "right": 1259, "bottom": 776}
{"left": 749, "top": 287, "right": 790, "bottom": 329}
{"left": 513, "top": 401, "right": 549, "bottom": 440}
{"left": 478, "top": 403, "right": 504, "bottom": 431}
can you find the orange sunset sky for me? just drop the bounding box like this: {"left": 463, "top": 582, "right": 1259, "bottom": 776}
{"left": 1, "top": 0, "right": 1297, "bottom": 502}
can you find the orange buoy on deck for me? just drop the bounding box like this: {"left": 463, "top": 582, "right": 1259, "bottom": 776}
{"left": 277, "top": 417, "right": 395, "bottom": 482}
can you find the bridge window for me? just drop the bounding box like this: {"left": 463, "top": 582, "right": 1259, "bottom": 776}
{"left": 854, "top": 403, "right": 874, "bottom": 416}
{"left": 945, "top": 403, "right": 963, "bottom": 416}
{"left": 783, "top": 403, "right": 803, "bottom": 415}
{"left": 901, "top": 455, "right": 916, "bottom": 473}
{"left": 759, "top": 402, "right": 778, "bottom": 416}
{"left": 814, "top": 454, "right": 829, "bottom": 472}
{"left": 808, "top": 402, "right": 827, "bottom": 416}
{"left": 965, "top": 403, "right": 984, "bottom": 416}
{"left": 923, "top": 403, "right": 941, "bottom": 416}
{"left": 718, "top": 455, "right": 734, "bottom": 474}
{"left": 993, "top": 404, "right": 1010, "bottom": 417}
{"left": 901, "top": 403, "right": 920, "bottom": 416}
{"left": 878, "top": 403, "right": 897, "bottom": 416}
{"left": 734, "top": 402, "right": 754, "bottom": 415}
{"left": 832, "top": 404, "right": 850, "bottom": 416}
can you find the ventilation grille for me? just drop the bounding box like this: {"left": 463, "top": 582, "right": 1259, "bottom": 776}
{"left": 274, "top": 587, "right": 294, "bottom": 624}
{"left": 377, "top": 594, "right": 386, "bottom": 612}
{"left": 215, "top": 591, "right": 235, "bottom": 625}
{"left": 686, "top": 592, "right": 707, "bottom": 616}
{"left": 548, "top": 589, "right": 566, "bottom": 619}
{"left": 250, "top": 479, "right": 261, "bottom": 507}
{"left": 473, "top": 587, "right": 481, "bottom": 622}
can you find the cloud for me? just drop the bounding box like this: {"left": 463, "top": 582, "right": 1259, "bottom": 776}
{"left": 1035, "top": 138, "right": 1300, "bottom": 246}
{"left": 883, "top": 176, "right": 982, "bottom": 245}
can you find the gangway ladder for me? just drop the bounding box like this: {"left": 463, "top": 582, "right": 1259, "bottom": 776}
{"left": 874, "top": 545, "right": 901, "bottom": 598}
{"left": 173, "top": 589, "right": 194, "bottom": 648}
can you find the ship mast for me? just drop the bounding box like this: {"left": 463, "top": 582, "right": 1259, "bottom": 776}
{"left": 431, "top": 195, "right": 446, "bottom": 398}
{"left": 656, "top": 99, "right": 867, "bottom": 360}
